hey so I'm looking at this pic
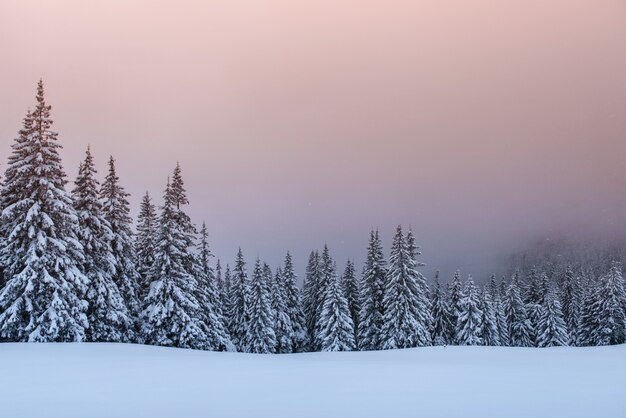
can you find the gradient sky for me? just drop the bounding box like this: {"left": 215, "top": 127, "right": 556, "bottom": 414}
{"left": 1, "top": 0, "right": 626, "bottom": 281}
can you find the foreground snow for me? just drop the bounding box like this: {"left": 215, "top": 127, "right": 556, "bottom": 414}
{"left": 1, "top": 343, "right": 625, "bottom": 418}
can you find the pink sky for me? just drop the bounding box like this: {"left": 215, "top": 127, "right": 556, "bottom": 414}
{"left": 1, "top": 0, "right": 625, "bottom": 279}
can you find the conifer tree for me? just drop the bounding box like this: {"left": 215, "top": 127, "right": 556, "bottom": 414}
{"left": 381, "top": 226, "right": 431, "bottom": 349}
{"left": 271, "top": 266, "right": 293, "bottom": 353}
{"left": 135, "top": 191, "right": 157, "bottom": 294}
{"left": 455, "top": 276, "right": 483, "bottom": 346}
{"left": 0, "top": 81, "right": 89, "bottom": 342}
{"left": 536, "top": 286, "right": 569, "bottom": 347}
{"left": 222, "top": 263, "right": 232, "bottom": 312}
{"left": 358, "top": 230, "right": 387, "bottom": 350}
{"left": 559, "top": 266, "right": 582, "bottom": 342}
{"left": 193, "top": 222, "right": 233, "bottom": 351}
{"left": 245, "top": 259, "right": 276, "bottom": 353}
{"left": 577, "top": 282, "right": 602, "bottom": 346}
{"left": 282, "top": 252, "right": 308, "bottom": 352}
{"left": 489, "top": 275, "right": 509, "bottom": 346}
{"left": 447, "top": 270, "right": 463, "bottom": 343}
{"left": 228, "top": 248, "right": 249, "bottom": 351}
{"left": 504, "top": 274, "right": 533, "bottom": 347}
{"left": 317, "top": 261, "right": 355, "bottom": 351}
{"left": 595, "top": 263, "right": 626, "bottom": 345}
{"left": 314, "top": 245, "right": 337, "bottom": 349}
{"left": 341, "top": 260, "right": 360, "bottom": 341}
{"left": 479, "top": 288, "right": 500, "bottom": 346}
{"left": 72, "top": 147, "right": 132, "bottom": 342}
{"left": 140, "top": 177, "right": 214, "bottom": 349}
{"left": 525, "top": 269, "right": 543, "bottom": 346}
{"left": 301, "top": 250, "right": 321, "bottom": 345}
{"left": 101, "top": 156, "right": 140, "bottom": 318}
{"left": 430, "top": 272, "right": 452, "bottom": 345}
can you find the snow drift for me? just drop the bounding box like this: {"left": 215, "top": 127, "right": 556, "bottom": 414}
{"left": 1, "top": 343, "right": 625, "bottom": 418}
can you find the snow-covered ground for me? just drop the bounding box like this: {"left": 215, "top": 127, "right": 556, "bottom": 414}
{"left": 1, "top": 343, "right": 625, "bottom": 418}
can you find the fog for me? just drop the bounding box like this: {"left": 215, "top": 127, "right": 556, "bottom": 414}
{"left": 1, "top": 0, "right": 625, "bottom": 280}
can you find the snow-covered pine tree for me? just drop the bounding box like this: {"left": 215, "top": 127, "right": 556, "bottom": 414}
{"left": 358, "top": 230, "right": 387, "bottom": 350}
{"left": 447, "top": 270, "right": 463, "bottom": 343}
{"left": 193, "top": 222, "right": 233, "bottom": 351}
{"left": 381, "top": 226, "right": 431, "bottom": 349}
{"left": 595, "top": 263, "right": 626, "bottom": 345}
{"left": 488, "top": 275, "right": 509, "bottom": 346}
{"left": 271, "top": 266, "right": 293, "bottom": 353}
{"left": 228, "top": 248, "right": 250, "bottom": 351}
{"left": 524, "top": 268, "right": 543, "bottom": 346}
{"left": 455, "top": 276, "right": 483, "bottom": 346}
{"left": 504, "top": 273, "right": 533, "bottom": 347}
{"left": 576, "top": 281, "right": 601, "bottom": 346}
{"left": 245, "top": 259, "right": 277, "bottom": 353}
{"left": 479, "top": 288, "right": 500, "bottom": 346}
{"left": 341, "top": 260, "right": 360, "bottom": 342}
{"left": 301, "top": 250, "right": 320, "bottom": 346}
{"left": 282, "top": 252, "right": 307, "bottom": 352}
{"left": 72, "top": 147, "right": 133, "bottom": 342}
{"left": 134, "top": 191, "right": 157, "bottom": 295}
{"left": 101, "top": 156, "right": 141, "bottom": 318}
{"left": 317, "top": 260, "right": 355, "bottom": 351}
{"left": 313, "top": 245, "right": 336, "bottom": 350}
{"left": 559, "top": 266, "right": 582, "bottom": 343}
{"left": 430, "top": 272, "right": 452, "bottom": 345}
{"left": 536, "top": 285, "right": 569, "bottom": 347}
{"left": 0, "top": 80, "right": 89, "bottom": 342}
{"left": 140, "top": 177, "right": 213, "bottom": 349}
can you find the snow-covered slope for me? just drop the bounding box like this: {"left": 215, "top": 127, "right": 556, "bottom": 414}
{"left": 1, "top": 343, "right": 624, "bottom": 418}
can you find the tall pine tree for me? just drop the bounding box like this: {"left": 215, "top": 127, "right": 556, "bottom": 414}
{"left": 381, "top": 226, "right": 431, "bottom": 349}
{"left": 135, "top": 191, "right": 157, "bottom": 295}
{"left": 73, "top": 147, "right": 132, "bottom": 342}
{"left": 0, "top": 81, "right": 88, "bottom": 342}
{"left": 358, "top": 230, "right": 387, "bottom": 350}
{"left": 245, "top": 259, "right": 276, "bottom": 353}
{"left": 101, "top": 156, "right": 141, "bottom": 318}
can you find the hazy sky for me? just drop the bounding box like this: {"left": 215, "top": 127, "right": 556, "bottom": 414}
{"left": 1, "top": 0, "right": 625, "bottom": 281}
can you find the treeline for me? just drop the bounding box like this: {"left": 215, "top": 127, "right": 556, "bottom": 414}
{"left": 0, "top": 81, "right": 624, "bottom": 352}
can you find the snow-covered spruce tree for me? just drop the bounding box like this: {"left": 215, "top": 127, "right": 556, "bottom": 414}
{"left": 140, "top": 178, "right": 212, "bottom": 349}
{"left": 524, "top": 269, "right": 544, "bottom": 346}
{"left": 271, "top": 266, "right": 293, "bottom": 353}
{"left": 576, "top": 282, "right": 601, "bottom": 346}
{"left": 215, "top": 259, "right": 230, "bottom": 311}
{"left": 455, "top": 276, "right": 483, "bottom": 346}
{"left": 595, "top": 263, "right": 626, "bottom": 345}
{"left": 134, "top": 191, "right": 157, "bottom": 295}
{"left": 245, "top": 259, "right": 276, "bottom": 353}
{"left": 559, "top": 266, "right": 582, "bottom": 343}
{"left": 489, "top": 275, "right": 509, "bottom": 346}
{"left": 381, "top": 226, "right": 431, "bottom": 349}
{"left": 358, "top": 230, "right": 387, "bottom": 350}
{"left": 479, "top": 288, "right": 500, "bottom": 346}
{"left": 193, "top": 222, "right": 233, "bottom": 351}
{"left": 301, "top": 250, "right": 321, "bottom": 346}
{"left": 341, "top": 260, "right": 360, "bottom": 342}
{"left": 317, "top": 260, "right": 355, "bottom": 351}
{"left": 282, "top": 252, "right": 308, "bottom": 352}
{"left": 228, "top": 248, "right": 250, "bottom": 351}
{"left": 447, "top": 270, "right": 463, "bottom": 343}
{"left": 536, "top": 285, "right": 569, "bottom": 347}
{"left": 313, "top": 245, "right": 337, "bottom": 350}
{"left": 72, "top": 147, "right": 132, "bottom": 342}
{"left": 101, "top": 156, "right": 140, "bottom": 318}
{"left": 0, "top": 80, "right": 89, "bottom": 342}
{"left": 504, "top": 273, "right": 533, "bottom": 347}
{"left": 430, "top": 272, "right": 452, "bottom": 345}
